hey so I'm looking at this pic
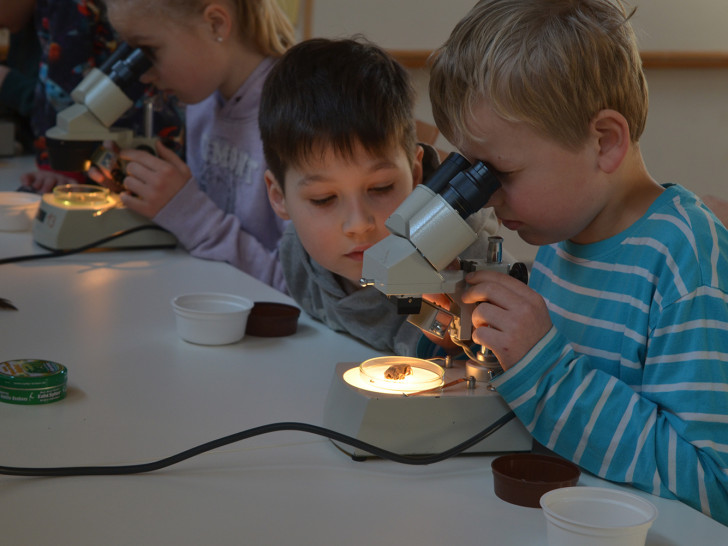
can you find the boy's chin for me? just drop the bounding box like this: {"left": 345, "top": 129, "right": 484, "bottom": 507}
{"left": 342, "top": 272, "right": 365, "bottom": 287}
{"left": 335, "top": 266, "right": 365, "bottom": 287}
{"left": 516, "top": 228, "right": 555, "bottom": 247}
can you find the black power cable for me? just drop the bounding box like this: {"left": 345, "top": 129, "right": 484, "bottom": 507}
{"left": 0, "top": 412, "right": 516, "bottom": 477}
{"left": 0, "top": 224, "right": 175, "bottom": 265}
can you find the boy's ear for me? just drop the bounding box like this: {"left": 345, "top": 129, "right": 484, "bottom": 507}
{"left": 264, "top": 170, "right": 290, "bottom": 220}
{"left": 591, "top": 109, "right": 630, "bottom": 174}
{"left": 412, "top": 145, "right": 425, "bottom": 188}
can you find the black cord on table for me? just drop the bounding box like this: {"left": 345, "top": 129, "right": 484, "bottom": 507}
{"left": 0, "top": 412, "right": 516, "bottom": 477}
{"left": 0, "top": 225, "right": 175, "bottom": 265}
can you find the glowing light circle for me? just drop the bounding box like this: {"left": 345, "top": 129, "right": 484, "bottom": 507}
{"left": 349, "top": 356, "right": 445, "bottom": 394}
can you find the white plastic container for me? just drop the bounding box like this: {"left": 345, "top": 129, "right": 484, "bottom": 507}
{"left": 540, "top": 486, "right": 658, "bottom": 546}
{"left": 0, "top": 192, "right": 41, "bottom": 231}
{"left": 172, "top": 293, "right": 253, "bottom": 345}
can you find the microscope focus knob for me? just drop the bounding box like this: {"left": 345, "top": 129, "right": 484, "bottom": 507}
{"left": 508, "top": 262, "right": 529, "bottom": 285}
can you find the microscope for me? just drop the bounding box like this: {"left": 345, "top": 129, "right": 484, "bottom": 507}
{"left": 361, "top": 152, "right": 528, "bottom": 379}
{"left": 33, "top": 44, "right": 177, "bottom": 250}
{"left": 322, "top": 153, "right": 533, "bottom": 459}
{"left": 45, "top": 43, "right": 155, "bottom": 171}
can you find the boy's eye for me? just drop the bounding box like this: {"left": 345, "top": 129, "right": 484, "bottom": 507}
{"left": 370, "top": 183, "right": 395, "bottom": 195}
{"left": 310, "top": 195, "right": 335, "bottom": 207}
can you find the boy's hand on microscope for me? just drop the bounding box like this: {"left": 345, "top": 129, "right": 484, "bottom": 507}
{"left": 462, "top": 269, "right": 551, "bottom": 370}
{"left": 118, "top": 140, "right": 192, "bottom": 218}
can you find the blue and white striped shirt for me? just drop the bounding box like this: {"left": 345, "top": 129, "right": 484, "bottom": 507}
{"left": 492, "top": 184, "right": 728, "bottom": 525}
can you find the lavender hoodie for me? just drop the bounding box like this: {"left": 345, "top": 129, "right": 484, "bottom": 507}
{"left": 154, "top": 57, "right": 287, "bottom": 291}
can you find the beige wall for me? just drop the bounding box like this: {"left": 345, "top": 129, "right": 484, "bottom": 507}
{"left": 311, "top": 0, "right": 728, "bottom": 50}
{"left": 308, "top": 1, "right": 728, "bottom": 262}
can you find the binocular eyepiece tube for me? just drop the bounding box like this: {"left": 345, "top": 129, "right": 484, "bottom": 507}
{"left": 425, "top": 152, "right": 501, "bottom": 220}
{"left": 103, "top": 44, "right": 153, "bottom": 91}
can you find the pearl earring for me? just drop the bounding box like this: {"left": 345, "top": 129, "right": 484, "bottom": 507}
{"left": 216, "top": 36, "right": 223, "bottom": 43}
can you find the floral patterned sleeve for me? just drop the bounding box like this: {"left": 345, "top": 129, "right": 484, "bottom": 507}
{"left": 31, "top": 0, "right": 184, "bottom": 170}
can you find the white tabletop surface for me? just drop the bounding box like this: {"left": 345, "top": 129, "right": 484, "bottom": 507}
{"left": 1, "top": 156, "right": 727, "bottom": 545}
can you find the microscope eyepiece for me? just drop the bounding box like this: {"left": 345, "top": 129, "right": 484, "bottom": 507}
{"left": 423, "top": 152, "right": 471, "bottom": 194}
{"left": 99, "top": 43, "right": 133, "bottom": 74}
{"left": 107, "top": 48, "right": 153, "bottom": 90}
{"left": 422, "top": 152, "right": 501, "bottom": 219}
{"left": 440, "top": 160, "right": 501, "bottom": 219}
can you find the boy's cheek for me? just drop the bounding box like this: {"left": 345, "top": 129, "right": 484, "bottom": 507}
{"left": 296, "top": 227, "right": 333, "bottom": 264}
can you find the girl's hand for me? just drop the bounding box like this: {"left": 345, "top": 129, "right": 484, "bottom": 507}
{"left": 118, "top": 140, "right": 191, "bottom": 218}
{"left": 462, "top": 270, "right": 551, "bottom": 370}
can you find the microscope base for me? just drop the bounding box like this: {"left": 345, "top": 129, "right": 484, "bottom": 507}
{"left": 323, "top": 361, "right": 532, "bottom": 460}
{"left": 33, "top": 192, "right": 176, "bottom": 251}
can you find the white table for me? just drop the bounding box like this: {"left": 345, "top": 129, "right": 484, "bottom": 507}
{"left": 1, "top": 157, "right": 727, "bottom": 545}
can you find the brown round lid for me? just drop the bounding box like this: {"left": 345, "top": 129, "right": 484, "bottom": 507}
{"left": 245, "top": 302, "right": 301, "bottom": 337}
{"left": 491, "top": 453, "right": 580, "bottom": 508}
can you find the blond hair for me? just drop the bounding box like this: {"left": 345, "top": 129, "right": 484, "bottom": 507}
{"left": 105, "top": 0, "right": 294, "bottom": 57}
{"left": 429, "top": 0, "right": 648, "bottom": 150}
{"left": 234, "top": 0, "right": 295, "bottom": 56}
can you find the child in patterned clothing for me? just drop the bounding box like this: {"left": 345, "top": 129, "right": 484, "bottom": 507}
{"left": 20, "top": 0, "right": 183, "bottom": 191}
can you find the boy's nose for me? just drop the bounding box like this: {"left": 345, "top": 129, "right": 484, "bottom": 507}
{"left": 343, "top": 201, "right": 376, "bottom": 235}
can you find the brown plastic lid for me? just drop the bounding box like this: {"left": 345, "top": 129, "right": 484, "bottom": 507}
{"left": 491, "top": 453, "right": 580, "bottom": 508}
{"left": 245, "top": 301, "right": 301, "bottom": 337}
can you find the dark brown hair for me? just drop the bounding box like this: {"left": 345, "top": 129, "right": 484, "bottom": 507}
{"left": 259, "top": 37, "right": 417, "bottom": 188}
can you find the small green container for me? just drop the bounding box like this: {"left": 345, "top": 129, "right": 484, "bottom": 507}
{"left": 0, "top": 359, "right": 68, "bottom": 405}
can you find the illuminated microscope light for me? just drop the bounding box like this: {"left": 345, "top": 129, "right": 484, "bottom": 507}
{"left": 343, "top": 356, "right": 445, "bottom": 395}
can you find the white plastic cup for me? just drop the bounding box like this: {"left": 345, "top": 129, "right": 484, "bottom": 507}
{"left": 172, "top": 293, "right": 253, "bottom": 345}
{"left": 0, "top": 192, "right": 41, "bottom": 231}
{"left": 540, "top": 486, "right": 658, "bottom": 546}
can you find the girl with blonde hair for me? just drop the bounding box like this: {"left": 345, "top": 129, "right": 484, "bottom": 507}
{"left": 98, "top": 0, "right": 295, "bottom": 287}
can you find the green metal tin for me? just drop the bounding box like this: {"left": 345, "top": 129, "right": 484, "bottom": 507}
{"left": 0, "top": 359, "right": 68, "bottom": 405}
